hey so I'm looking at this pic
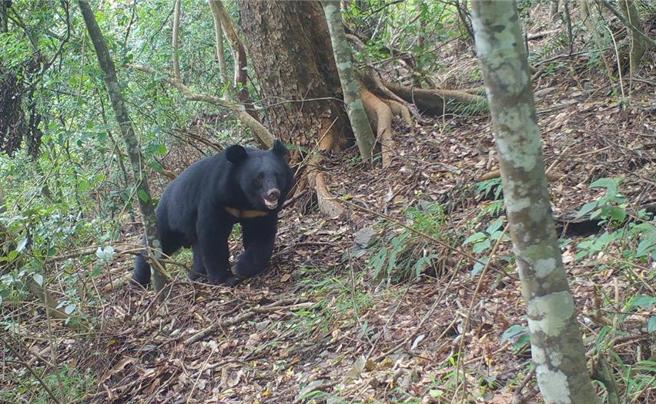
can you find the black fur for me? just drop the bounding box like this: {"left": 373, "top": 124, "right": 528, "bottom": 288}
{"left": 133, "top": 140, "right": 293, "bottom": 286}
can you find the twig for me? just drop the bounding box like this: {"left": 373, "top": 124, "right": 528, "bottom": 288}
{"left": 186, "top": 346, "right": 215, "bottom": 403}
{"left": 183, "top": 299, "right": 313, "bottom": 344}
{"left": 372, "top": 258, "right": 465, "bottom": 361}
{"left": 512, "top": 367, "right": 536, "bottom": 404}
{"left": 452, "top": 224, "right": 509, "bottom": 402}
{"left": 604, "top": 23, "right": 625, "bottom": 100}
{"left": 1, "top": 336, "right": 62, "bottom": 404}
{"left": 129, "top": 63, "right": 273, "bottom": 147}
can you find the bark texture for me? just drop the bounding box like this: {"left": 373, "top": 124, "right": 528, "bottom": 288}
{"left": 78, "top": 0, "right": 167, "bottom": 290}
{"left": 471, "top": 1, "right": 598, "bottom": 403}
{"left": 322, "top": 0, "right": 374, "bottom": 161}
{"left": 619, "top": 0, "right": 646, "bottom": 85}
{"left": 237, "top": 0, "right": 350, "bottom": 148}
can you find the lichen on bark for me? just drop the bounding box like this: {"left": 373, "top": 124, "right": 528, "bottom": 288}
{"left": 471, "top": 1, "right": 599, "bottom": 403}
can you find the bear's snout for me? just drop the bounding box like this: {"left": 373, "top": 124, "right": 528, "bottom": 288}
{"left": 263, "top": 188, "right": 281, "bottom": 209}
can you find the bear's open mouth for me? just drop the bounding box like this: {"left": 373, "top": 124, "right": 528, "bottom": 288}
{"left": 264, "top": 198, "right": 279, "bottom": 210}
{"left": 263, "top": 188, "right": 281, "bottom": 210}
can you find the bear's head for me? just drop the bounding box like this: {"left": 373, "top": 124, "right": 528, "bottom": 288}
{"left": 225, "top": 140, "right": 293, "bottom": 211}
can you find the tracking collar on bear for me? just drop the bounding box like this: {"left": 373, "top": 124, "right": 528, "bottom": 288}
{"left": 225, "top": 207, "right": 271, "bottom": 219}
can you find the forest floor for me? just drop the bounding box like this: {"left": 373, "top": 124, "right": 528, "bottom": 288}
{"left": 6, "top": 15, "right": 656, "bottom": 404}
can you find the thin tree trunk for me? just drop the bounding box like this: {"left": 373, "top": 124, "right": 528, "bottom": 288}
{"left": 471, "top": 1, "right": 598, "bottom": 403}
{"left": 581, "top": 0, "right": 614, "bottom": 83}
{"left": 618, "top": 0, "right": 646, "bottom": 92}
{"left": 78, "top": 0, "right": 167, "bottom": 291}
{"left": 550, "top": 0, "right": 560, "bottom": 20}
{"left": 322, "top": 0, "right": 374, "bottom": 163}
{"left": 208, "top": 0, "right": 257, "bottom": 119}
{"left": 172, "top": 0, "right": 182, "bottom": 82}
{"left": 208, "top": 0, "right": 228, "bottom": 83}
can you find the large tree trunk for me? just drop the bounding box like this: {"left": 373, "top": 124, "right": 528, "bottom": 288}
{"left": 237, "top": 0, "right": 350, "bottom": 149}
{"left": 237, "top": 0, "right": 353, "bottom": 218}
{"left": 471, "top": 1, "right": 598, "bottom": 403}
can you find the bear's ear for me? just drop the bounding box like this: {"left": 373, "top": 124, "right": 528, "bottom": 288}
{"left": 225, "top": 145, "right": 248, "bottom": 165}
{"left": 271, "top": 140, "right": 289, "bottom": 161}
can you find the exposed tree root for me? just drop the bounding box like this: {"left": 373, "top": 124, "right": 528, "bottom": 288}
{"left": 361, "top": 88, "right": 394, "bottom": 168}
{"left": 305, "top": 126, "right": 345, "bottom": 218}
{"left": 359, "top": 69, "right": 415, "bottom": 113}
{"left": 387, "top": 99, "right": 413, "bottom": 126}
{"left": 384, "top": 80, "right": 487, "bottom": 115}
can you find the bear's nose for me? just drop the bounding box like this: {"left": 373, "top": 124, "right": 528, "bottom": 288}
{"left": 266, "top": 189, "right": 280, "bottom": 201}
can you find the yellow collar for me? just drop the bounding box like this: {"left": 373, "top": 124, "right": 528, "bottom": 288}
{"left": 225, "top": 207, "right": 270, "bottom": 219}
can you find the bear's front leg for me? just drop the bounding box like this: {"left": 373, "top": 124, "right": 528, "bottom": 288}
{"left": 197, "top": 214, "right": 234, "bottom": 284}
{"left": 233, "top": 216, "right": 277, "bottom": 279}
{"left": 188, "top": 244, "right": 207, "bottom": 281}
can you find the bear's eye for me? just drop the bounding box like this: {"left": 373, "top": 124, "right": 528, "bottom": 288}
{"left": 256, "top": 173, "right": 264, "bottom": 182}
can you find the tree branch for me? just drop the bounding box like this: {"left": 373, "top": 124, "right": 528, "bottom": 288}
{"left": 129, "top": 63, "right": 273, "bottom": 147}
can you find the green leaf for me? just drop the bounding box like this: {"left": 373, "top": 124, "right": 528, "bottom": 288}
{"left": 602, "top": 206, "right": 627, "bottom": 223}
{"left": 631, "top": 222, "right": 656, "bottom": 235}
{"left": 485, "top": 217, "right": 504, "bottom": 234}
{"left": 472, "top": 239, "right": 491, "bottom": 254}
{"left": 648, "top": 317, "right": 656, "bottom": 333}
{"left": 636, "top": 234, "right": 656, "bottom": 258}
{"left": 500, "top": 324, "right": 527, "bottom": 344}
{"left": 464, "top": 232, "right": 486, "bottom": 245}
{"left": 137, "top": 189, "right": 150, "bottom": 204}
{"left": 471, "top": 257, "right": 488, "bottom": 276}
{"left": 590, "top": 177, "right": 620, "bottom": 194}
{"left": 95, "top": 246, "right": 116, "bottom": 262}
{"left": 627, "top": 295, "right": 656, "bottom": 311}
{"left": 64, "top": 304, "right": 76, "bottom": 315}
{"left": 429, "top": 389, "right": 444, "bottom": 398}
{"left": 575, "top": 201, "right": 598, "bottom": 219}
{"left": 16, "top": 237, "right": 29, "bottom": 252}
{"left": 33, "top": 273, "right": 44, "bottom": 286}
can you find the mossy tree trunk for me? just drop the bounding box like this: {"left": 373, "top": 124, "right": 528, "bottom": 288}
{"left": 322, "top": 0, "right": 374, "bottom": 162}
{"left": 471, "top": 1, "right": 598, "bottom": 403}
{"left": 78, "top": 0, "right": 167, "bottom": 291}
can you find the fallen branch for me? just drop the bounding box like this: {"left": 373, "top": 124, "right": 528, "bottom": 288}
{"left": 184, "top": 299, "right": 314, "bottom": 344}
{"left": 527, "top": 29, "right": 559, "bottom": 41}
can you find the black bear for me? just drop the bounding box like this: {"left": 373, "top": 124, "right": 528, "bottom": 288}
{"left": 133, "top": 140, "right": 294, "bottom": 287}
